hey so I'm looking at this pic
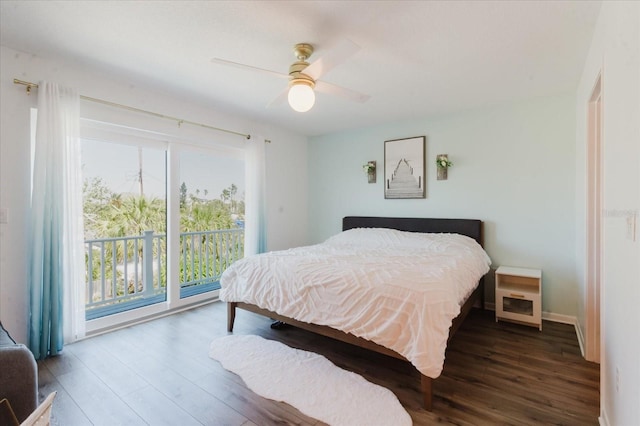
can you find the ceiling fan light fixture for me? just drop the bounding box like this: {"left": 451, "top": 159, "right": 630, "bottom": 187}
{"left": 212, "top": 40, "right": 369, "bottom": 111}
{"left": 288, "top": 79, "right": 315, "bottom": 112}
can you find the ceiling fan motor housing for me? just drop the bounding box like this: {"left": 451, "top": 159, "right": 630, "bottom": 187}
{"left": 289, "top": 43, "right": 315, "bottom": 88}
{"left": 293, "top": 43, "right": 313, "bottom": 61}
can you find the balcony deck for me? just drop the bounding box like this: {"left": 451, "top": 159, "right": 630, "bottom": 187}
{"left": 37, "top": 302, "right": 599, "bottom": 425}
{"left": 85, "top": 228, "right": 242, "bottom": 320}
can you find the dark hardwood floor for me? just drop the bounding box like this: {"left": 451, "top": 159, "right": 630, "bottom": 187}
{"left": 38, "top": 301, "right": 599, "bottom": 425}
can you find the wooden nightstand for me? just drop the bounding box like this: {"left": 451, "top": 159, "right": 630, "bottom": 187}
{"left": 495, "top": 266, "right": 542, "bottom": 331}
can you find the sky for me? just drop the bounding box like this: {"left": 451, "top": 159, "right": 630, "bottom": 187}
{"left": 81, "top": 139, "right": 245, "bottom": 201}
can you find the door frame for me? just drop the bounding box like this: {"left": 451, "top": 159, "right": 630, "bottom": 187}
{"left": 585, "top": 72, "right": 603, "bottom": 363}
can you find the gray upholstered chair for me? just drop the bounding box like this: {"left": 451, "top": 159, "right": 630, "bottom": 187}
{"left": 0, "top": 322, "right": 38, "bottom": 423}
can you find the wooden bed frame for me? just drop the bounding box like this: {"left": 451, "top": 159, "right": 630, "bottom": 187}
{"left": 227, "top": 216, "right": 485, "bottom": 411}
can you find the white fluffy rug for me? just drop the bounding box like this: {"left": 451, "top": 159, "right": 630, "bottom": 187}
{"left": 209, "top": 335, "right": 412, "bottom": 426}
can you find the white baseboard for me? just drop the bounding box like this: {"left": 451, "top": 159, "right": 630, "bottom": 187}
{"left": 599, "top": 409, "right": 610, "bottom": 426}
{"left": 484, "top": 304, "right": 578, "bottom": 325}
{"left": 541, "top": 311, "right": 577, "bottom": 325}
{"left": 483, "top": 305, "right": 584, "bottom": 354}
{"left": 539, "top": 311, "right": 586, "bottom": 357}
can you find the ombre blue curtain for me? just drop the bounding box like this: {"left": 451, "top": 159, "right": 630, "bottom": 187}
{"left": 244, "top": 135, "right": 267, "bottom": 255}
{"left": 28, "top": 81, "right": 84, "bottom": 360}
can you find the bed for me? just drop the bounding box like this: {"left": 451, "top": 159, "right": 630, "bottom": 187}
{"left": 223, "top": 216, "right": 491, "bottom": 411}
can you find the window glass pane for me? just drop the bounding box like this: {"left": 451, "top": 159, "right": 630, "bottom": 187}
{"left": 178, "top": 150, "right": 245, "bottom": 298}
{"left": 81, "top": 139, "right": 167, "bottom": 319}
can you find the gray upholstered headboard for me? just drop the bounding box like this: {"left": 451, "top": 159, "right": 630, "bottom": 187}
{"left": 342, "top": 216, "right": 483, "bottom": 246}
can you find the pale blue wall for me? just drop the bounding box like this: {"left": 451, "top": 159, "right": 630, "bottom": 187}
{"left": 308, "top": 94, "right": 577, "bottom": 316}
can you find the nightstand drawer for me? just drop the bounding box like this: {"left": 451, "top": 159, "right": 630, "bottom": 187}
{"left": 496, "top": 288, "right": 542, "bottom": 327}
{"left": 495, "top": 266, "right": 542, "bottom": 330}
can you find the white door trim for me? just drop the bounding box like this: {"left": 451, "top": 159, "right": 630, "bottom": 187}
{"left": 585, "top": 72, "right": 603, "bottom": 364}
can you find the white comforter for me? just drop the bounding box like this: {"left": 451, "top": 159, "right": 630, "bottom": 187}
{"left": 220, "top": 228, "right": 492, "bottom": 378}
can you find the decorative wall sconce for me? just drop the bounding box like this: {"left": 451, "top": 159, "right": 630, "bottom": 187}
{"left": 435, "top": 154, "right": 452, "bottom": 180}
{"left": 362, "top": 161, "right": 376, "bottom": 183}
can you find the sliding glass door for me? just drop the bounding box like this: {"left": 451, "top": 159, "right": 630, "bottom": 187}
{"left": 81, "top": 139, "right": 167, "bottom": 320}
{"left": 177, "top": 150, "right": 245, "bottom": 298}
{"left": 80, "top": 128, "right": 245, "bottom": 329}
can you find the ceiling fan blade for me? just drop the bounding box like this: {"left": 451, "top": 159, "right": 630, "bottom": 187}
{"left": 315, "top": 80, "right": 370, "bottom": 103}
{"left": 211, "top": 58, "right": 289, "bottom": 79}
{"left": 303, "top": 39, "right": 360, "bottom": 81}
{"left": 266, "top": 88, "right": 288, "bottom": 108}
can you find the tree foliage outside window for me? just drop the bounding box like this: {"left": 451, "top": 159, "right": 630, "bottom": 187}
{"left": 83, "top": 177, "right": 244, "bottom": 306}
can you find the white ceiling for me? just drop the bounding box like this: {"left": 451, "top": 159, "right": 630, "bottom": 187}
{"left": 0, "top": 1, "right": 601, "bottom": 137}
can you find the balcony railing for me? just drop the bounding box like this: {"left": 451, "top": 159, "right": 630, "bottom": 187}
{"left": 85, "top": 228, "right": 244, "bottom": 320}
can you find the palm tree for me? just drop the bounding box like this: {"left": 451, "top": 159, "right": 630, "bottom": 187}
{"left": 181, "top": 201, "right": 232, "bottom": 232}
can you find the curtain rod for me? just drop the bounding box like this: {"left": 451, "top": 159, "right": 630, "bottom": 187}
{"left": 13, "top": 78, "right": 252, "bottom": 140}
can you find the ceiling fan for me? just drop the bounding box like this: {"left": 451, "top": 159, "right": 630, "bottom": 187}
{"left": 212, "top": 40, "right": 370, "bottom": 112}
